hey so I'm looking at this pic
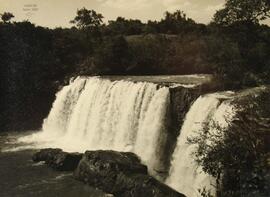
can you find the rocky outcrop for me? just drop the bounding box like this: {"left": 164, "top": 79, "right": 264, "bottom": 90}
{"left": 32, "top": 148, "right": 82, "bottom": 171}
{"left": 32, "top": 149, "right": 185, "bottom": 196}
{"left": 154, "top": 85, "right": 202, "bottom": 180}
{"left": 74, "top": 150, "right": 185, "bottom": 197}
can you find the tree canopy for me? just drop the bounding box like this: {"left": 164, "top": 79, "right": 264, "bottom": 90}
{"left": 214, "top": 0, "right": 270, "bottom": 25}
{"left": 0, "top": 12, "right": 14, "bottom": 23}
{"left": 105, "top": 17, "right": 144, "bottom": 35}
{"left": 70, "top": 8, "right": 104, "bottom": 29}
{"left": 159, "top": 10, "right": 196, "bottom": 33}
{"left": 0, "top": 7, "right": 270, "bottom": 132}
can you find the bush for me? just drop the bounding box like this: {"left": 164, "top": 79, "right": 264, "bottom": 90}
{"left": 188, "top": 90, "right": 270, "bottom": 197}
{"left": 127, "top": 34, "right": 168, "bottom": 74}
{"left": 92, "top": 35, "right": 131, "bottom": 74}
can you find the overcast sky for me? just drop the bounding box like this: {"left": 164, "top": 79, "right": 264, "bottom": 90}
{"left": 0, "top": 0, "right": 269, "bottom": 28}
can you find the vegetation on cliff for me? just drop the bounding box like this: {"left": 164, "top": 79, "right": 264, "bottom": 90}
{"left": 189, "top": 87, "right": 270, "bottom": 197}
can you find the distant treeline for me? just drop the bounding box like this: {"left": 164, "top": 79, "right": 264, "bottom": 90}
{"left": 0, "top": 0, "right": 269, "bottom": 131}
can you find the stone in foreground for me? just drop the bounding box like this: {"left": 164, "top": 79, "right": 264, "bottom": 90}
{"left": 32, "top": 148, "right": 82, "bottom": 171}
{"left": 74, "top": 150, "right": 185, "bottom": 197}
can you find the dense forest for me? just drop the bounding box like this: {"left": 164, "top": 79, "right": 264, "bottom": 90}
{"left": 0, "top": 0, "right": 269, "bottom": 131}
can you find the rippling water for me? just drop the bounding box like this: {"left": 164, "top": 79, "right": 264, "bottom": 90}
{"left": 0, "top": 132, "right": 108, "bottom": 197}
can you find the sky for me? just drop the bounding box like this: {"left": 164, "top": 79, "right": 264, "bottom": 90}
{"left": 0, "top": 0, "right": 269, "bottom": 28}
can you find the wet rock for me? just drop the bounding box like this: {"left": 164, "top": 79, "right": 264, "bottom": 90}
{"left": 32, "top": 148, "right": 62, "bottom": 162}
{"left": 114, "top": 173, "right": 185, "bottom": 197}
{"left": 74, "top": 150, "right": 185, "bottom": 197}
{"left": 33, "top": 148, "right": 82, "bottom": 171}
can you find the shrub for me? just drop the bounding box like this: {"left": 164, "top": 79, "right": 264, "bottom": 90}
{"left": 188, "top": 90, "right": 270, "bottom": 197}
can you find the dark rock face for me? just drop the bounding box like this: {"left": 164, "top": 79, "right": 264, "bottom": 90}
{"left": 32, "top": 148, "right": 62, "bottom": 162}
{"left": 32, "top": 148, "right": 82, "bottom": 171}
{"left": 169, "top": 86, "right": 200, "bottom": 136}
{"left": 74, "top": 150, "right": 185, "bottom": 197}
{"left": 115, "top": 173, "right": 186, "bottom": 197}
{"left": 155, "top": 86, "right": 200, "bottom": 179}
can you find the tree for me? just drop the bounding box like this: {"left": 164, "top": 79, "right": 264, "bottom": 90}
{"left": 128, "top": 35, "right": 167, "bottom": 74}
{"left": 70, "top": 8, "right": 104, "bottom": 53}
{"left": 213, "top": 0, "right": 270, "bottom": 25}
{"left": 70, "top": 8, "right": 103, "bottom": 29}
{"left": 0, "top": 12, "right": 14, "bottom": 23}
{"left": 105, "top": 17, "right": 144, "bottom": 35}
{"left": 158, "top": 10, "right": 196, "bottom": 34}
{"left": 93, "top": 35, "right": 131, "bottom": 74}
{"left": 188, "top": 90, "right": 270, "bottom": 197}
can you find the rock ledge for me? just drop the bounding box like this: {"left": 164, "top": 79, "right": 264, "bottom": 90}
{"left": 33, "top": 149, "right": 186, "bottom": 197}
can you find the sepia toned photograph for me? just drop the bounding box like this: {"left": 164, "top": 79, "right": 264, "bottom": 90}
{"left": 0, "top": 0, "right": 269, "bottom": 197}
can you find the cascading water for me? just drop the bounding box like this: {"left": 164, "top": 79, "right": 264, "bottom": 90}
{"left": 21, "top": 77, "right": 170, "bottom": 173}
{"left": 42, "top": 77, "right": 87, "bottom": 137}
{"left": 165, "top": 93, "right": 235, "bottom": 197}
{"left": 20, "top": 76, "right": 237, "bottom": 197}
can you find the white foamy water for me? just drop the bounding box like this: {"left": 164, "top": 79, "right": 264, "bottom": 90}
{"left": 165, "top": 94, "right": 235, "bottom": 197}
{"left": 42, "top": 77, "right": 87, "bottom": 138}
{"left": 20, "top": 77, "right": 170, "bottom": 173}
{"left": 18, "top": 76, "right": 237, "bottom": 197}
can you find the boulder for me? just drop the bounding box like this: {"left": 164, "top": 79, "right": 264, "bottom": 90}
{"left": 74, "top": 150, "right": 185, "bottom": 197}
{"left": 32, "top": 148, "right": 82, "bottom": 171}
{"left": 32, "top": 148, "right": 62, "bottom": 162}
{"left": 114, "top": 173, "right": 186, "bottom": 197}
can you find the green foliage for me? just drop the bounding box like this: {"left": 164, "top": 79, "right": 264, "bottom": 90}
{"left": 205, "top": 22, "right": 270, "bottom": 89}
{"left": 104, "top": 17, "right": 144, "bottom": 36}
{"left": 0, "top": 21, "right": 56, "bottom": 130}
{"left": 0, "top": 7, "right": 270, "bottom": 130}
{"left": 163, "top": 34, "right": 210, "bottom": 74}
{"left": 92, "top": 35, "right": 131, "bottom": 74}
{"left": 158, "top": 10, "right": 197, "bottom": 34}
{"left": 204, "top": 33, "right": 244, "bottom": 88}
{"left": 0, "top": 21, "right": 91, "bottom": 131}
{"left": 52, "top": 27, "right": 90, "bottom": 72}
{"left": 70, "top": 8, "right": 104, "bottom": 29}
{"left": 188, "top": 90, "right": 270, "bottom": 197}
{"left": 0, "top": 12, "right": 14, "bottom": 23}
{"left": 214, "top": 0, "right": 270, "bottom": 25}
{"left": 127, "top": 35, "right": 168, "bottom": 74}
{"left": 100, "top": 10, "right": 200, "bottom": 35}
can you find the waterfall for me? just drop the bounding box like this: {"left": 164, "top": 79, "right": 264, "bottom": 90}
{"left": 20, "top": 76, "right": 237, "bottom": 197}
{"left": 22, "top": 77, "right": 170, "bottom": 173}
{"left": 165, "top": 93, "right": 235, "bottom": 197}
{"left": 42, "top": 77, "right": 87, "bottom": 137}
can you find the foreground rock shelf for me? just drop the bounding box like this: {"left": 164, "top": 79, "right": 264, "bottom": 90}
{"left": 32, "top": 148, "right": 82, "bottom": 171}
{"left": 33, "top": 149, "right": 185, "bottom": 197}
